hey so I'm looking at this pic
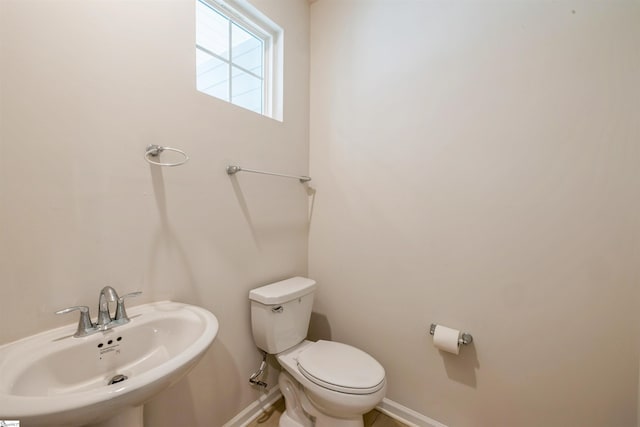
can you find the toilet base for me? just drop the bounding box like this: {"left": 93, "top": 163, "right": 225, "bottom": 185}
{"left": 312, "top": 413, "right": 364, "bottom": 427}
{"left": 278, "top": 370, "right": 367, "bottom": 427}
{"left": 279, "top": 410, "right": 304, "bottom": 427}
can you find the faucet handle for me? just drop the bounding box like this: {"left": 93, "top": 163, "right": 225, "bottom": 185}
{"left": 114, "top": 291, "right": 142, "bottom": 324}
{"left": 56, "top": 305, "right": 95, "bottom": 338}
{"left": 56, "top": 305, "right": 90, "bottom": 315}
{"left": 119, "top": 291, "right": 142, "bottom": 302}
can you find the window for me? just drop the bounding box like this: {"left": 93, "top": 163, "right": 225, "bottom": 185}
{"left": 195, "top": 0, "right": 282, "bottom": 120}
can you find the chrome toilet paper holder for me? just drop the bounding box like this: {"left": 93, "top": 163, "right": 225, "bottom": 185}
{"left": 430, "top": 323, "right": 473, "bottom": 346}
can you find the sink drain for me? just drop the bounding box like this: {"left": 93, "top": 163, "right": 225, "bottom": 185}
{"left": 108, "top": 374, "right": 128, "bottom": 385}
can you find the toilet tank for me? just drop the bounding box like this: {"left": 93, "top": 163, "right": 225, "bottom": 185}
{"left": 249, "top": 277, "right": 316, "bottom": 354}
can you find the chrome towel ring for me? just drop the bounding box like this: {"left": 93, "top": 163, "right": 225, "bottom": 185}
{"left": 144, "top": 145, "right": 189, "bottom": 167}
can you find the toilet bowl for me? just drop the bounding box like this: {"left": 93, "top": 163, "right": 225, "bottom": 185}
{"left": 249, "top": 277, "right": 387, "bottom": 427}
{"left": 277, "top": 340, "right": 386, "bottom": 426}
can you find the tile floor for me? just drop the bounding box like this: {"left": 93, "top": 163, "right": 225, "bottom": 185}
{"left": 246, "top": 398, "right": 408, "bottom": 427}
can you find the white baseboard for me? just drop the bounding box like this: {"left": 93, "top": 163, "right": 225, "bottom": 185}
{"left": 222, "top": 385, "right": 283, "bottom": 427}
{"left": 376, "top": 398, "right": 448, "bottom": 427}
{"left": 223, "top": 387, "right": 447, "bottom": 427}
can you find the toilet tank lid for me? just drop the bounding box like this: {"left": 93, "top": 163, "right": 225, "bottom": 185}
{"left": 249, "top": 277, "right": 317, "bottom": 305}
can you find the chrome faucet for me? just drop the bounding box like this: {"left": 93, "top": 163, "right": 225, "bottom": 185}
{"left": 56, "top": 286, "right": 142, "bottom": 337}
{"left": 97, "top": 286, "right": 119, "bottom": 329}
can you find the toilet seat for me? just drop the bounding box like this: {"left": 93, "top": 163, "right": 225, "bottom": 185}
{"left": 296, "top": 340, "right": 385, "bottom": 395}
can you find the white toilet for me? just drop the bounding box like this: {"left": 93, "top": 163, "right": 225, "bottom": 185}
{"left": 249, "top": 277, "right": 386, "bottom": 427}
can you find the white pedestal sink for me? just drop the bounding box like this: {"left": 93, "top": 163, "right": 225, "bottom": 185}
{"left": 0, "top": 301, "right": 219, "bottom": 427}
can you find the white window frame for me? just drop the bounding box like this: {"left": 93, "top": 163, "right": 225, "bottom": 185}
{"left": 196, "top": 0, "right": 283, "bottom": 121}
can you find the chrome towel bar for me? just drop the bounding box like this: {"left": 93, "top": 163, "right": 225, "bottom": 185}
{"left": 226, "top": 165, "right": 311, "bottom": 183}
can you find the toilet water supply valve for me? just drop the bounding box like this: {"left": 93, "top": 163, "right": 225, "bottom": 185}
{"left": 249, "top": 351, "right": 268, "bottom": 388}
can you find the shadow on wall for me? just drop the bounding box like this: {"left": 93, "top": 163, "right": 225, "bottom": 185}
{"left": 229, "top": 175, "right": 317, "bottom": 246}
{"left": 307, "top": 312, "right": 332, "bottom": 342}
{"left": 229, "top": 175, "right": 261, "bottom": 250}
{"left": 147, "top": 164, "right": 198, "bottom": 302}
{"left": 144, "top": 340, "right": 242, "bottom": 425}
{"left": 305, "top": 185, "right": 316, "bottom": 226}
{"left": 439, "top": 343, "right": 480, "bottom": 388}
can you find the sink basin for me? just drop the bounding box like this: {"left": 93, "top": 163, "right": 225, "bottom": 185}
{"left": 0, "top": 301, "right": 219, "bottom": 427}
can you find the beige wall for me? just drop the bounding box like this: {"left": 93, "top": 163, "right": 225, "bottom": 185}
{"left": 309, "top": 1, "right": 640, "bottom": 426}
{"left": 0, "top": 0, "right": 309, "bottom": 425}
